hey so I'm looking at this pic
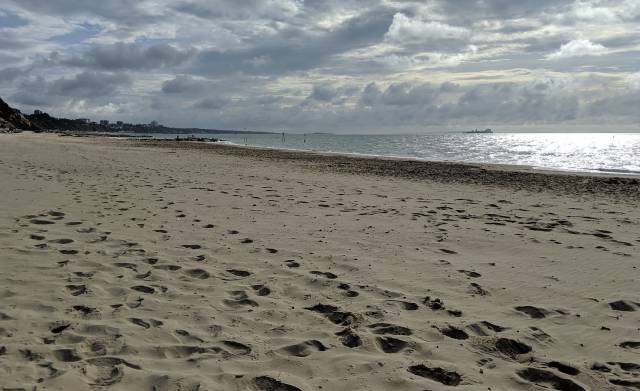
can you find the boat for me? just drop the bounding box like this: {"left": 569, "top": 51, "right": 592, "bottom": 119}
{"left": 465, "top": 128, "right": 493, "bottom": 134}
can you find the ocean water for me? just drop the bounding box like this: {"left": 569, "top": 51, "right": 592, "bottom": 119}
{"left": 143, "top": 132, "right": 640, "bottom": 175}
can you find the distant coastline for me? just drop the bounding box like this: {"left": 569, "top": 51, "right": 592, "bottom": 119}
{"left": 0, "top": 96, "right": 273, "bottom": 135}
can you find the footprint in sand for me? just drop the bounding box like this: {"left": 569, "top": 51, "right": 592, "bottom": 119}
{"left": 620, "top": 341, "right": 640, "bottom": 349}
{"left": 226, "top": 269, "right": 252, "bottom": 277}
{"left": 467, "top": 321, "right": 508, "bottom": 336}
{"left": 130, "top": 285, "right": 155, "bottom": 294}
{"left": 181, "top": 244, "right": 202, "bottom": 249}
{"left": 66, "top": 284, "right": 88, "bottom": 296}
{"left": 516, "top": 367, "right": 585, "bottom": 391}
{"left": 30, "top": 219, "right": 55, "bottom": 225}
{"left": 50, "top": 322, "right": 71, "bottom": 334}
{"left": 279, "top": 340, "right": 328, "bottom": 357}
{"left": 387, "top": 300, "right": 419, "bottom": 311}
{"left": 49, "top": 238, "right": 74, "bottom": 244}
{"left": 439, "top": 325, "right": 469, "bottom": 340}
{"left": 408, "top": 364, "right": 462, "bottom": 386}
{"left": 458, "top": 269, "right": 482, "bottom": 278}
{"left": 251, "top": 284, "right": 271, "bottom": 296}
{"left": 609, "top": 300, "right": 637, "bottom": 311}
{"left": 515, "top": 305, "right": 549, "bottom": 319}
{"left": 53, "top": 348, "right": 82, "bottom": 362}
{"left": 310, "top": 270, "right": 338, "bottom": 279}
{"left": 337, "top": 283, "right": 359, "bottom": 297}
{"left": 128, "top": 318, "right": 163, "bottom": 329}
{"left": 368, "top": 323, "right": 413, "bottom": 336}
{"left": 336, "top": 328, "right": 361, "bottom": 348}
{"left": 253, "top": 376, "right": 302, "bottom": 391}
{"left": 72, "top": 305, "right": 98, "bottom": 318}
{"left": 222, "top": 340, "right": 252, "bottom": 355}
{"left": 153, "top": 264, "right": 181, "bottom": 271}
{"left": 285, "top": 260, "right": 300, "bottom": 268}
{"left": 494, "top": 338, "right": 532, "bottom": 358}
{"left": 184, "top": 268, "right": 210, "bottom": 279}
{"left": 82, "top": 357, "right": 141, "bottom": 386}
{"left": 376, "top": 336, "right": 409, "bottom": 353}
{"left": 545, "top": 361, "right": 580, "bottom": 376}
{"left": 468, "top": 282, "right": 489, "bottom": 296}
{"left": 224, "top": 291, "right": 258, "bottom": 307}
{"left": 306, "top": 304, "right": 357, "bottom": 326}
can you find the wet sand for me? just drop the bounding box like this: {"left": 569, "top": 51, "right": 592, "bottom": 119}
{"left": 1, "top": 132, "right": 638, "bottom": 390}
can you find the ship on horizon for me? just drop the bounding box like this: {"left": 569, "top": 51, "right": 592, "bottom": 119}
{"left": 465, "top": 128, "right": 493, "bottom": 134}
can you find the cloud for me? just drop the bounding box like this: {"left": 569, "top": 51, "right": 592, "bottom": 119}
{"left": 49, "top": 71, "right": 129, "bottom": 97}
{"left": 546, "top": 39, "right": 607, "bottom": 60}
{"left": 434, "top": 0, "right": 574, "bottom": 20}
{"left": 65, "top": 42, "right": 196, "bottom": 70}
{"left": 385, "top": 13, "right": 469, "bottom": 44}
{"left": 308, "top": 84, "right": 338, "bottom": 102}
{"left": 1, "top": 0, "right": 639, "bottom": 131}
{"left": 173, "top": 0, "right": 301, "bottom": 20}
{"left": 10, "top": 71, "right": 130, "bottom": 107}
{"left": 627, "top": 72, "right": 640, "bottom": 90}
{"left": 8, "top": 0, "right": 156, "bottom": 25}
{"left": 0, "top": 66, "right": 31, "bottom": 84}
{"left": 191, "top": 7, "right": 394, "bottom": 76}
{"left": 161, "top": 75, "right": 204, "bottom": 93}
{"left": 193, "top": 96, "right": 229, "bottom": 110}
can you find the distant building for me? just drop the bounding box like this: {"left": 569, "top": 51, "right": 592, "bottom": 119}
{"left": 76, "top": 118, "right": 90, "bottom": 124}
{"left": 116, "top": 121, "right": 123, "bottom": 126}
{"left": 150, "top": 121, "right": 159, "bottom": 127}
{"left": 34, "top": 110, "right": 43, "bottom": 115}
{"left": 100, "top": 120, "right": 109, "bottom": 126}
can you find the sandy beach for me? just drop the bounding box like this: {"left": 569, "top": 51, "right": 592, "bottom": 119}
{"left": 1, "top": 132, "right": 638, "bottom": 391}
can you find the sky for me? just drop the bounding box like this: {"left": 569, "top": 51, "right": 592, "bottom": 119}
{"left": 0, "top": 0, "right": 639, "bottom": 133}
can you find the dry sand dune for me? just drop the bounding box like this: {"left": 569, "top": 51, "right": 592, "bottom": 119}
{"left": 0, "top": 133, "right": 638, "bottom": 391}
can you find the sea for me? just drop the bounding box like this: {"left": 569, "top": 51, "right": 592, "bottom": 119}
{"left": 140, "top": 132, "right": 640, "bottom": 175}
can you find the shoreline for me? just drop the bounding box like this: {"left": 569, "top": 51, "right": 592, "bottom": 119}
{"left": 116, "top": 137, "right": 640, "bottom": 200}
{"left": 28, "top": 130, "right": 640, "bottom": 178}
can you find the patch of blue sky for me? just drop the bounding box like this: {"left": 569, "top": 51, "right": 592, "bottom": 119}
{"left": 133, "top": 36, "right": 176, "bottom": 46}
{"left": 0, "top": 9, "right": 29, "bottom": 28}
{"left": 49, "top": 22, "right": 102, "bottom": 45}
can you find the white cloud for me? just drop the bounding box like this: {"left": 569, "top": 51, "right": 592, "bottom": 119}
{"left": 385, "top": 13, "right": 469, "bottom": 43}
{"left": 546, "top": 39, "right": 607, "bottom": 60}
{"left": 627, "top": 72, "right": 640, "bottom": 90}
{"left": 567, "top": 0, "right": 640, "bottom": 22}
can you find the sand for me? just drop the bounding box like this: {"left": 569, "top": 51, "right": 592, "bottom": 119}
{"left": 0, "top": 132, "right": 638, "bottom": 391}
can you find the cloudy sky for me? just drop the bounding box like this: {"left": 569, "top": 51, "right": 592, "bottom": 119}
{"left": 1, "top": 0, "right": 639, "bottom": 133}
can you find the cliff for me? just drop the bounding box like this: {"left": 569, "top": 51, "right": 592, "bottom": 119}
{"left": 0, "top": 97, "right": 39, "bottom": 131}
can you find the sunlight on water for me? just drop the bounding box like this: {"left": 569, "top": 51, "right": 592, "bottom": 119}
{"left": 148, "top": 132, "right": 640, "bottom": 174}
